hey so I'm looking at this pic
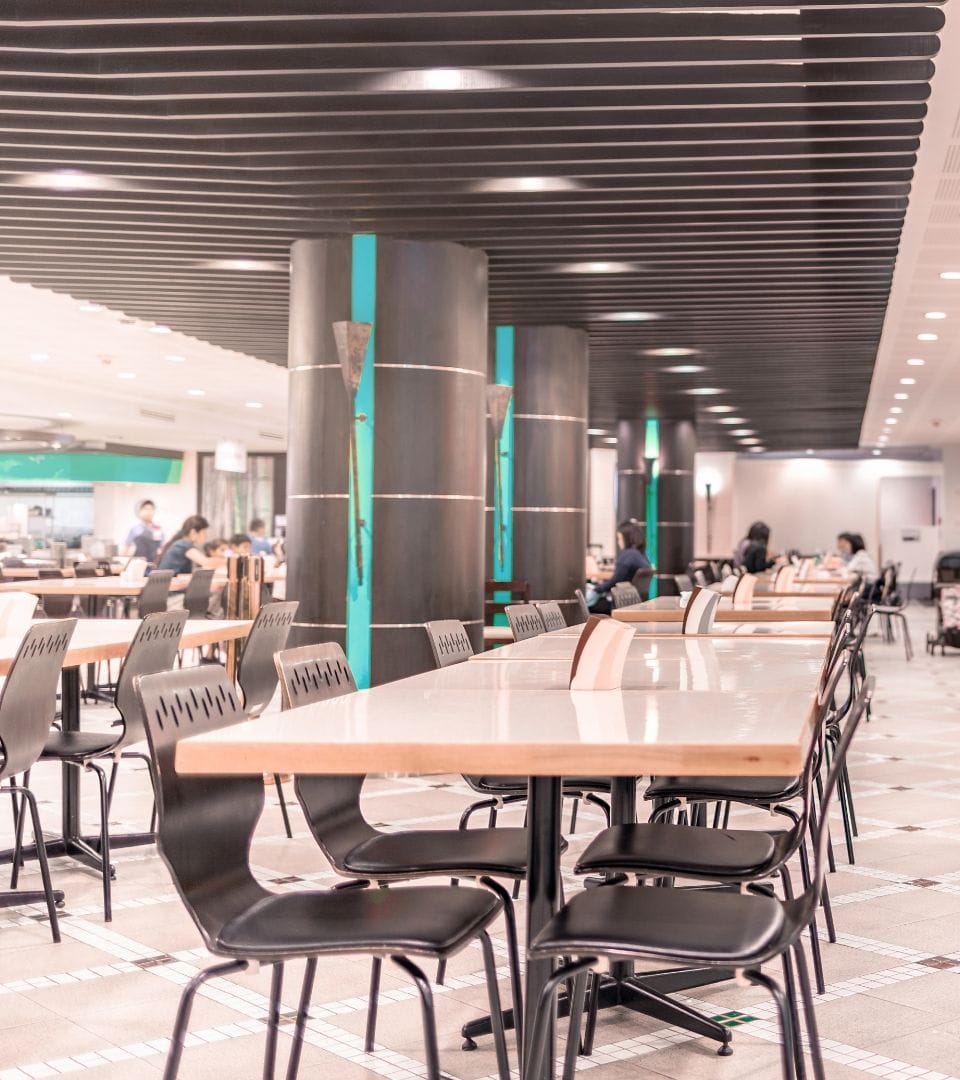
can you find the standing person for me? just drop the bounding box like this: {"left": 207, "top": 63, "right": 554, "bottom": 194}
{"left": 589, "top": 520, "right": 652, "bottom": 615}
{"left": 248, "top": 518, "right": 274, "bottom": 556}
{"left": 741, "top": 521, "right": 777, "bottom": 574}
{"left": 122, "top": 499, "right": 165, "bottom": 564}
{"left": 157, "top": 515, "right": 216, "bottom": 574}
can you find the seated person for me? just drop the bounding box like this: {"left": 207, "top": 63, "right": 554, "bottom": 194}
{"left": 741, "top": 521, "right": 777, "bottom": 574}
{"left": 157, "top": 516, "right": 218, "bottom": 574}
{"left": 204, "top": 538, "right": 228, "bottom": 559}
{"left": 836, "top": 532, "right": 877, "bottom": 581}
{"left": 589, "top": 520, "right": 652, "bottom": 615}
{"left": 248, "top": 518, "right": 275, "bottom": 556}
{"left": 228, "top": 533, "right": 252, "bottom": 557}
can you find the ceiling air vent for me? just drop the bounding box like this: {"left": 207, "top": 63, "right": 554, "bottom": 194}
{"left": 139, "top": 407, "right": 176, "bottom": 423}
{"left": 258, "top": 430, "right": 284, "bottom": 442}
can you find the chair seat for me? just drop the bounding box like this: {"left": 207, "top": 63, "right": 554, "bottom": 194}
{"left": 530, "top": 884, "right": 788, "bottom": 966}
{"left": 472, "top": 775, "right": 612, "bottom": 795}
{"left": 41, "top": 730, "right": 119, "bottom": 760}
{"left": 344, "top": 827, "right": 565, "bottom": 879}
{"left": 645, "top": 774, "right": 800, "bottom": 803}
{"left": 218, "top": 884, "right": 500, "bottom": 960}
{"left": 575, "top": 823, "right": 786, "bottom": 878}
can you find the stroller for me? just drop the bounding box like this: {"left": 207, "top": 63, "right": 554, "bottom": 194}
{"left": 926, "top": 552, "right": 960, "bottom": 655}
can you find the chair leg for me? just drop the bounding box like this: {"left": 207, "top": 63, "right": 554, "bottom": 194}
{"left": 262, "top": 963, "right": 285, "bottom": 1080}
{"left": 285, "top": 958, "right": 317, "bottom": 1080}
{"left": 363, "top": 957, "right": 382, "bottom": 1052}
{"left": 273, "top": 776, "right": 294, "bottom": 839}
{"left": 162, "top": 959, "right": 248, "bottom": 1079}
{"left": 85, "top": 762, "right": 113, "bottom": 922}
{"left": 581, "top": 970, "right": 602, "bottom": 1056}
{"left": 11, "top": 784, "right": 61, "bottom": 943}
{"left": 10, "top": 772, "right": 29, "bottom": 889}
{"left": 793, "top": 940, "right": 827, "bottom": 1080}
{"left": 391, "top": 955, "right": 442, "bottom": 1080}
{"left": 781, "top": 949, "right": 806, "bottom": 1080}
{"left": 480, "top": 876, "right": 524, "bottom": 1055}
{"left": 525, "top": 957, "right": 597, "bottom": 1080}
{"left": 479, "top": 931, "right": 511, "bottom": 1080}
{"left": 584, "top": 793, "right": 611, "bottom": 825}
{"left": 745, "top": 968, "right": 796, "bottom": 1080}
{"left": 792, "top": 849, "right": 826, "bottom": 995}
{"left": 105, "top": 760, "right": 121, "bottom": 818}
{"left": 568, "top": 796, "right": 579, "bottom": 834}
{"left": 562, "top": 972, "right": 590, "bottom": 1080}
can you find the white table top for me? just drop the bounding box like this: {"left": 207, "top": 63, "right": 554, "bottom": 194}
{"left": 612, "top": 596, "right": 834, "bottom": 623}
{"left": 0, "top": 618, "right": 252, "bottom": 673}
{"left": 0, "top": 576, "right": 190, "bottom": 597}
{"left": 549, "top": 620, "right": 836, "bottom": 638}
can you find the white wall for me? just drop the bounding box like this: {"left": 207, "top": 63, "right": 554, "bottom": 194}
{"left": 588, "top": 446, "right": 617, "bottom": 557}
{"left": 944, "top": 445, "right": 960, "bottom": 551}
{"left": 693, "top": 452, "right": 737, "bottom": 558}
{"left": 92, "top": 451, "right": 198, "bottom": 547}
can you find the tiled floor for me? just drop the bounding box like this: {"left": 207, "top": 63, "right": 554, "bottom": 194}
{"left": 2, "top": 605, "right": 959, "bottom": 1079}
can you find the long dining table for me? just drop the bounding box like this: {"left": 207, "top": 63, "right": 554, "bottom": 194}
{"left": 613, "top": 594, "right": 836, "bottom": 623}
{"left": 0, "top": 618, "right": 252, "bottom": 888}
{"left": 176, "top": 624, "right": 829, "bottom": 1079}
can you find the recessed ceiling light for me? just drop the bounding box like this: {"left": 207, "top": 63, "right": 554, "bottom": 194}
{"left": 245, "top": 401, "right": 264, "bottom": 409}
{"left": 748, "top": 446, "right": 765, "bottom": 453}
{"left": 940, "top": 271, "right": 960, "bottom": 280}
{"left": 740, "top": 437, "right": 761, "bottom": 445}
{"left": 15, "top": 169, "right": 128, "bottom": 192}
{"left": 718, "top": 416, "right": 747, "bottom": 425}
{"left": 603, "top": 437, "right": 618, "bottom": 444}
{"left": 872, "top": 449, "right": 881, "bottom": 456}
{"left": 918, "top": 333, "right": 938, "bottom": 341}
{"left": 186, "top": 388, "right": 206, "bottom": 397}
{"left": 885, "top": 417, "right": 898, "bottom": 425}
{"left": 148, "top": 324, "right": 172, "bottom": 335}
{"left": 805, "top": 449, "right": 814, "bottom": 455}
{"left": 894, "top": 393, "right": 909, "bottom": 400}
{"left": 730, "top": 429, "right": 756, "bottom": 436}
{"left": 558, "top": 261, "right": 638, "bottom": 274}
{"left": 369, "top": 67, "right": 513, "bottom": 92}
{"left": 663, "top": 365, "right": 707, "bottom": 374}
{"left": 117, "top": 371, "right": 136, "bottom": 380}
{"left": 30, "top": 352, "right": 49, "bottom": 362}
{"left": 705, "top": 405, "right": 735, "bottom": 413}
{"left": 687, "top": 387, "right": 726, "bottom": 396}
{"left": 924, "top": 311, "right": 947, "bottom": 320}
{"left": 56, "top": 411, "right": 71, "bottom": 419}
{"left": 79, "top": 302, "right": 104, "bottom": 313}
{"left": 165, "top": 354, "right": 186, "bottom": 363}
{"left": 587, "top": 428, "right": 609, "bottom": 435}
{"left": 900, "top": 377, "right": 916, "bottom": 385}
{"left": 906, "top": 358, "right": 925, "bottom": 366}
{"left": 474, "top": 176, "right": 581, "bottom": 193}
{"left": 200, "top": 258, "right": 287, "bottom": 272}
{"left": 600, "top": 311, "right": 661, "bottom": 322}
{"left": 889, "top": 407, "right": 903, "bottom": 414}
{"left": 644, "top": 347, "right": 698, "bottom": 357}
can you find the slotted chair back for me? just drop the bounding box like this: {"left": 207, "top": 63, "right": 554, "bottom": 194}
{"left": 235, "top": 601, "right": 299, "bottom": 718}
{"left": 534, "top": 601, "right": 566, "bottom": 632}
{"left": 424, "top": 620, "right": 474, "bottom": 668}
{"left": 182, "top": 568, "right": 216, "bottom": 619}
{"left": 610, "top": 583, "right": 641, "bottom": 609}
{"left": 505, "top": 603, "right": 545, "bottom": 641}
{"left": 138, "top": 570, "right": 174, "bottom": 616}
{"left": 113, "top": 610, "right": 189, "bottom": 751}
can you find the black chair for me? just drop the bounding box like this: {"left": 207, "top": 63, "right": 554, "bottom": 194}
{"left": 534, "top": 600, "right": 566, "bottom": 632}
{"left": 874, "top": 567, "right": 914, "bottom": 660}
{"left": 504, "top": 603, "right": 544, "bottom": 642}
{"left": 36, "top": 570, "right": 76, "bottom": 619}
{"left": 573, "top": 588, "right": 591, "bottom": 622}
{"left": 630, "top": 567, "right": 654, "bottom": 601}
{"left": 277, "top": 640, "right": 526, "bottom": 1052}
{"left": 234, "top": 600, "right": 299, "bottom": 837}
{"left": 182, "top": 567, "right": 216, "bottom": 619}
{"left": 423, "top": 620, "right": 611, "bottom": 838}
{"left": 1, "top": 619, "right": 77, "bottom": 943}
{"left": 525, "top": 677, "right": 874, "bottom": 1080}
{"left": 136, "top": 569, "right": 174, "bottom": 617}
{"left": 74, "top": 562, "right": 100, "bottom": 578}
{"left": 610, "top": 582, "right": 641, "bottom": 609}
{"left": 29, "top": 610, "right": 189, "bottom": 921}
{"left": 136, "top": 664, "right": 514, "bottom": 1080}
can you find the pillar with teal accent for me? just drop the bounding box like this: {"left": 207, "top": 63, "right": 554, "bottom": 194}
{"left": 488, "top": 326, "right": 588, "bottom": 623}
{"left": 287, "top": 236, "right": 488, "bottom": 684}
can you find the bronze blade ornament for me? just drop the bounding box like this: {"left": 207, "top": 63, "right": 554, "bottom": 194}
{"left": 333, "top": 320, "right": 373, "bottom": 586}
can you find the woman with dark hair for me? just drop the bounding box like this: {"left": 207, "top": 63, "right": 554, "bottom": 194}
{"left": 734, "top": 520, "right": 766, "bottom": 570}
{"left": 157, "top": 515, "right": 216, "bottom": 574}
{"left": 589, "top": 519, "right": 652, "bottom": 614}
{"left": 837, "top": 531, "right": 877, "bottom": 580}
{"left": 741, "top": 521, "right": 777, "bottom": 574}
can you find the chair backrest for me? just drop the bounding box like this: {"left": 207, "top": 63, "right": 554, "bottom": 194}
{"left": 235, "top": 600, "right": 299, "bottom": 718}
{"left": 137, "top": 570, "right": 174, "bottom": 616}
{"left": 38, "top": 568, "right": 64, "bottom": 579}
{"left": 74, "top": 562, "right": 99, "bottom": 578}
{"left": 0, "top": 591, "right": 38, "bottom": 637}
{"left": 674, "top": 573, "right": 693, "bottom": 593}
{"left": 274, "top": 643, "right": 374, "bottom": 870}
{"left": 274, "top": 641, "right": 358, "bottom": 709}
{"left": 574, "top": 588, "right": 590, "bottom": 623}
{"left": 774, "top": 564, "right": 797, "bottom": 591}
{"left": 424, "top": 619, "right": 474, "bottom": 668}
{"left": 610, "top": 582, "right": 641, "bottom": 609}
{"left": 534, "top": 601, "right": 566, "bottom": 632}
{"left": 0, "top": 620, "right": 77, "bottom": 780}
{"left": 505, "top": 603, "right": 545, "bottom": 641}
{"left": 113, "top": 610, "right": 190, "bottom": 751}
{"left": 681, "top": 586, "right": 722, "bottom": 635}
{"left": 719, "top": 574, "right": 738, "bottom": 594}
{"left": 692, "top": 568, "right": 709, "bottom": 588}
{"left": 732, "top": 572, "right": 757, "bottom": 610}
{"left": 182, "top": 568, "right": 216, "bottom": 618}
{"left": 630, "top": 567, "right": 655, "bottom": 601}
{"left": 135, "top": 666, "right": 268, "bottom": 947}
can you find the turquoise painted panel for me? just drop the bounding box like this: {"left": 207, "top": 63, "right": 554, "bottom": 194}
{"left": 0, "top": 453, "right": 182, "bottom": 484}
{"left": 346, "top": 233, "right": 377, "bottom": 688}
{"left": 492, "top": 325, "right": 515, "bottom": 623}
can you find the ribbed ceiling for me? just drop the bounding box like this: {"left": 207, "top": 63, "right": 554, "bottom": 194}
{"left": 0, "top": 1, "right": 945, "bottom": 449}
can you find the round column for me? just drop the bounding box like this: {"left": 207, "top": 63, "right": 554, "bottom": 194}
{"left": 488, "top": 326, "right": 588, "bottom": 622}
{"left": 287, "top": 236, "right": 488, "bottom": 685}
{"left": 657, "top": 419, "right": 696, "bottom": 575}
{"left": 616, "top": 419, "right": 647, "bottom": 525}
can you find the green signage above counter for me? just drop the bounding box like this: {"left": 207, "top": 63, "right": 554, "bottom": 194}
{"left": 0, "top": 453, "right": 183, "bottom": 484}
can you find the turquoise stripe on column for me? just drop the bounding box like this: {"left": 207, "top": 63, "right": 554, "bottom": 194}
{"left": 347, "top": 233, "right": 376, "bottom": 688}
{"left": 493, "top": 326, "right": 515, "bottom": 623}
{"left": 644, "top": 417, "right": 660, "bottom": 599}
